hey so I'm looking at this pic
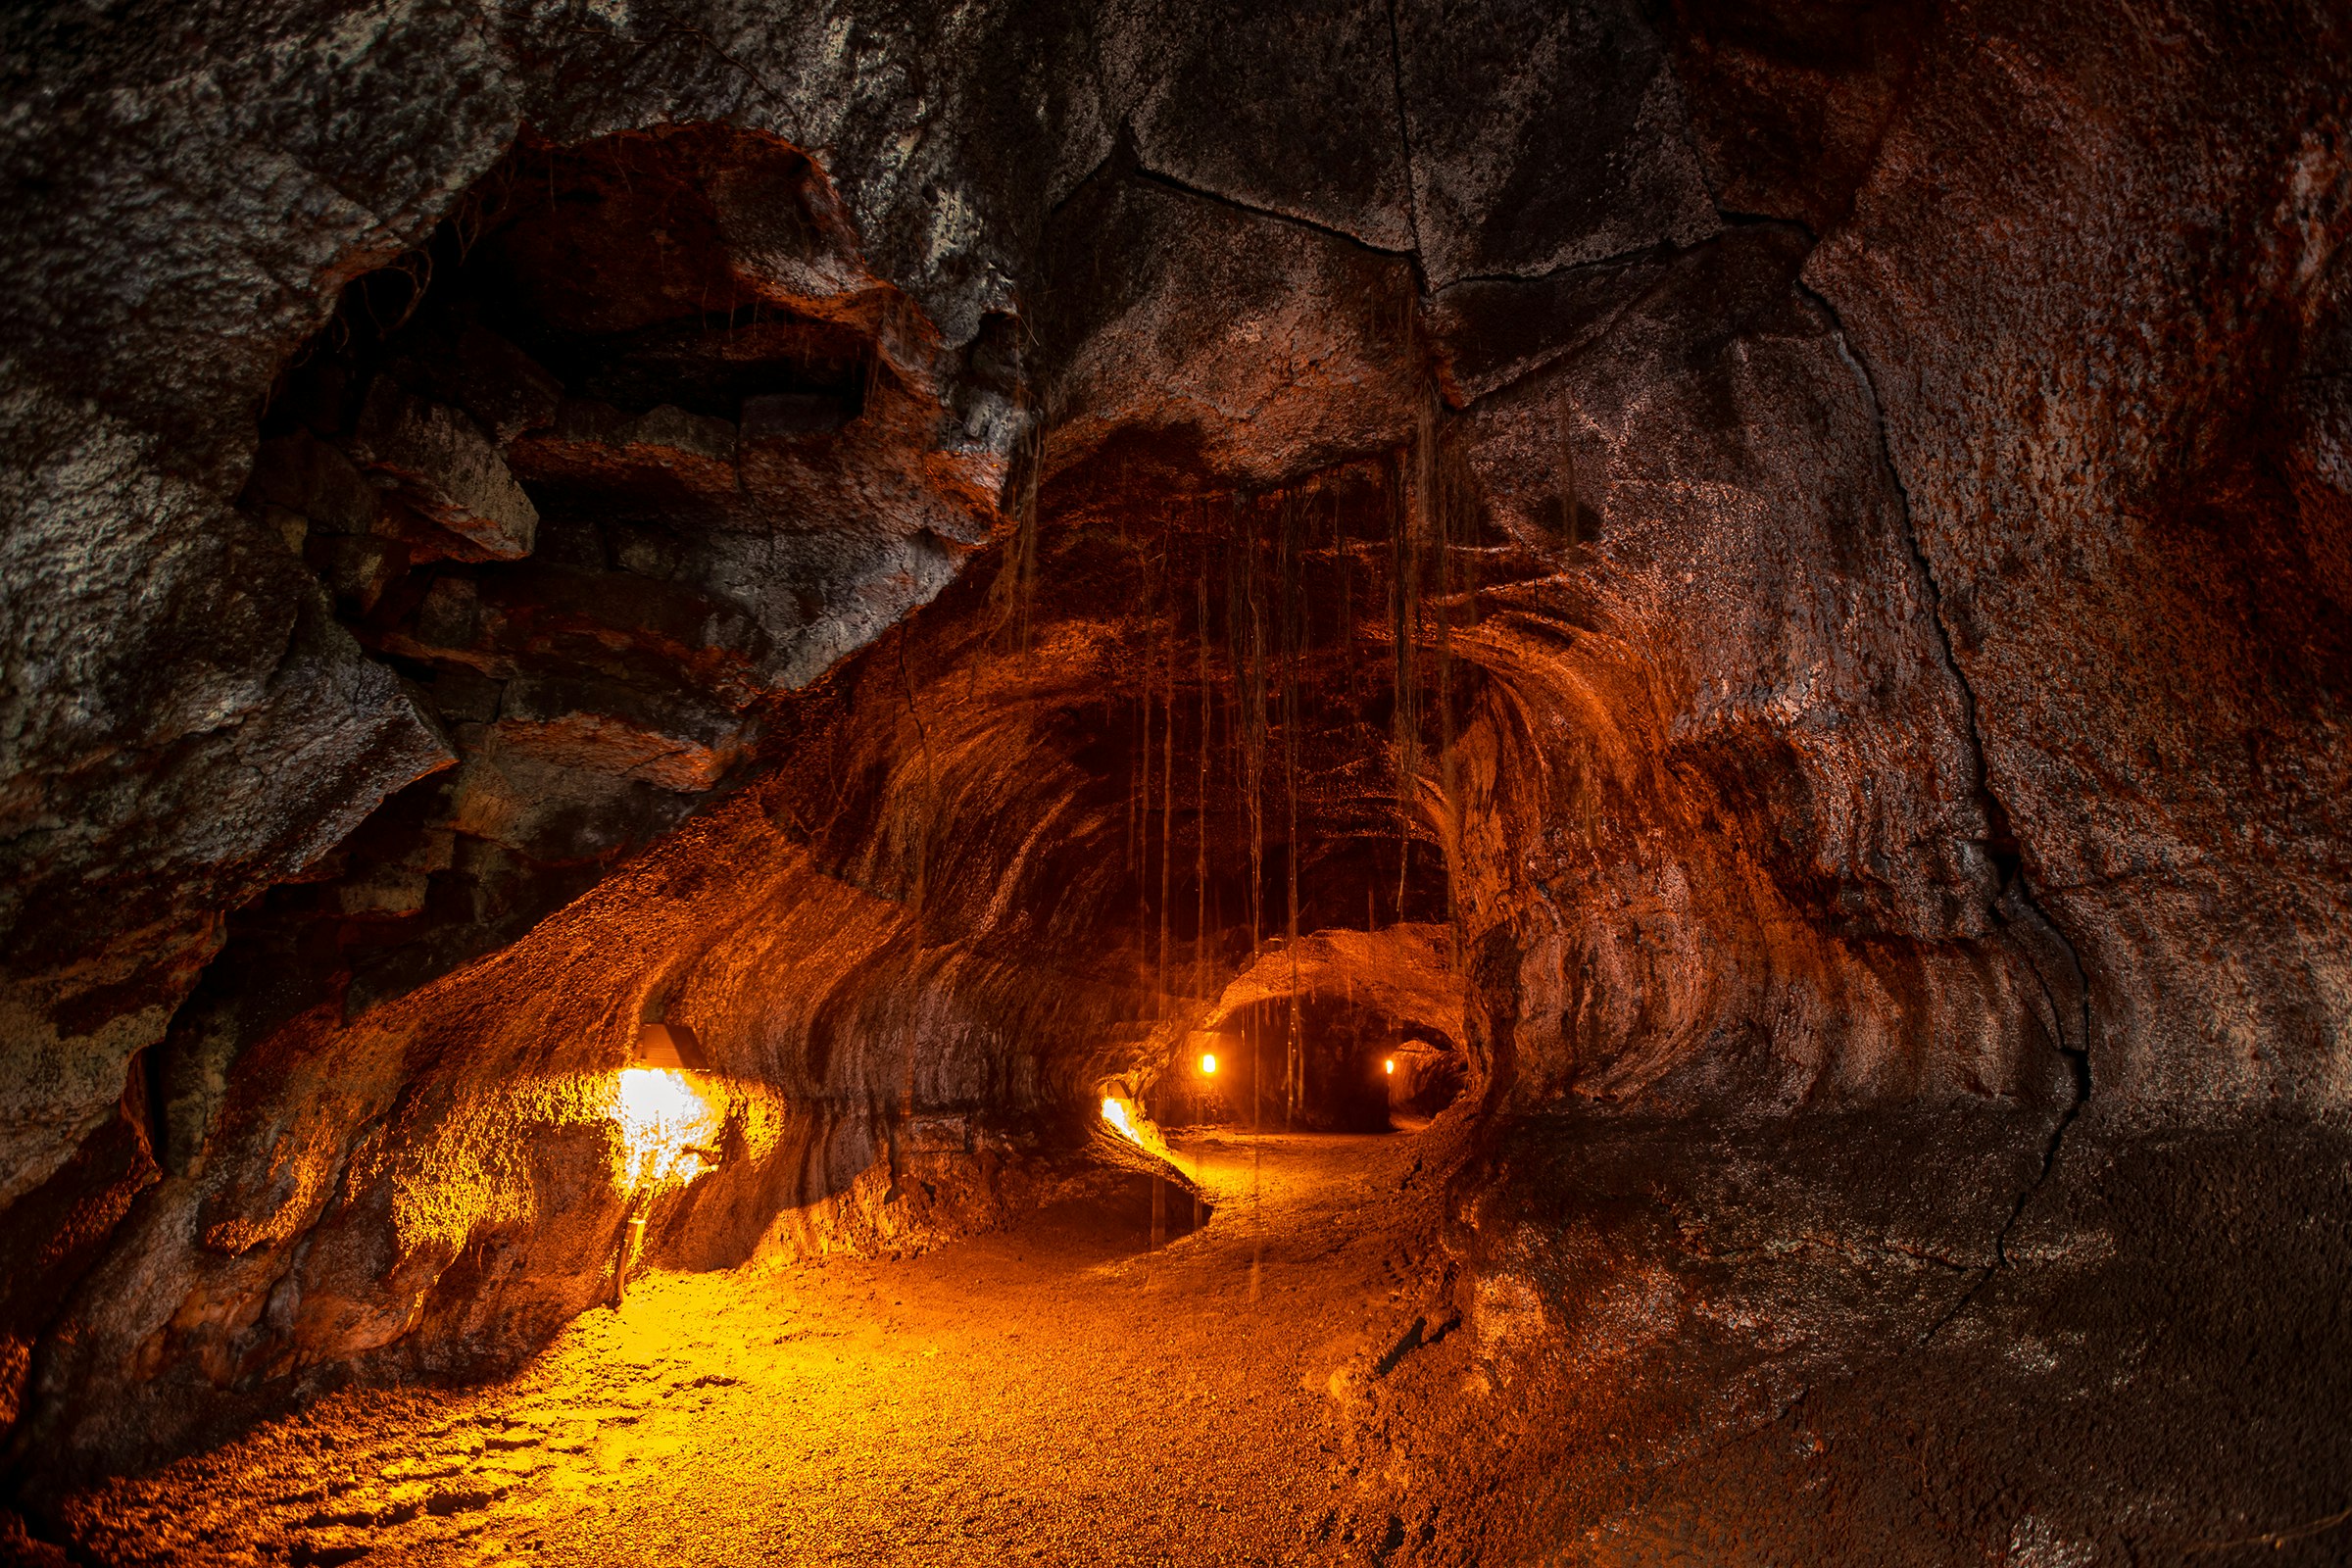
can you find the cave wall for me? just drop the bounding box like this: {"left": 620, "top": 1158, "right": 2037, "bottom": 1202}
{"left": 1437, "top": 223, "right": 2071, "bottom": 1113}
{"left": 1, "top": 0, "right": 2347, "bottom": 1489}
{"left": 0, "top": 0, "right": 1109, "bottom": 1446}
{"left": 18, "top": 549, "right": 1244, "bottom": 1474}
{"left": 1797, "top": 2, "right": 2352, "bottom": 1110}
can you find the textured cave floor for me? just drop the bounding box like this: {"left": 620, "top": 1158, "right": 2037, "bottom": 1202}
{"left": 50, "top": 1130, "right": 1448, "bottom": 1568}
{"left": 38, "top": 1113, "right": 2352, "bottom": 1567}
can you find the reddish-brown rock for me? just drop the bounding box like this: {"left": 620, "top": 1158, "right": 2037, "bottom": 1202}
{"left": 1, "top": 4, "right": 2347, "bottom": 1561}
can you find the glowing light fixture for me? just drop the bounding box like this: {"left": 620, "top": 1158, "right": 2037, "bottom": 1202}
{"left": 1384, "top": 1056, "right": 1396, "bottom": 1075}
{"left": 616, "top": 1064, "right": 708, "bottom": 1165}
{"left": 611, "top": 1021, "right": 719, "bottom": 1305}
{"left": 1200, "top": 1052, "right": 1218, "bottom": 1076}
{"left": 616, "top": 1023, "right": 715, "bottom": 1184}
{"left": 632, "top": 1022, "right": 700, "bottom": 1071}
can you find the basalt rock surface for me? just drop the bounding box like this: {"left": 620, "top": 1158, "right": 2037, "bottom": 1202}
{"left": 2, "top": 0, "right": 2349, "bottom": 1560}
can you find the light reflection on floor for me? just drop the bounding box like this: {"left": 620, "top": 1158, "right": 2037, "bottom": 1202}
{"left": 61, "top": 1132, "right": 1445, "bottom": 1567}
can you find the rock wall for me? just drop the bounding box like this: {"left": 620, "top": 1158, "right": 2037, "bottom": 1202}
{"left": 1, "top": 0, "right": 1101, "bottom": 1449}
{"left": 1799, "top": 2, "right": 2352, "bottom": 1110}
{"left": 0, "top": 0, "right": 2346, "bottom": 1494}
{"left": 1440, "top": 222, "right": 2072, "bottom": 1113}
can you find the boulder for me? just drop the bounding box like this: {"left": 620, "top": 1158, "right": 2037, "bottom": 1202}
{"left": 493, "top": 674, "right": 750, "bottom": 793}
{"left": 345, "top": 379, "right": 538, "bottom": 561}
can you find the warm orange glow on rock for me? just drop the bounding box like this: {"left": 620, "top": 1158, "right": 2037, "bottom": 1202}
{"left": 613, "top": 1066, "right": 719, "bottom": 1190}
{"left": 1100, "top": 1096, "right": 1142, "bottom": 1144}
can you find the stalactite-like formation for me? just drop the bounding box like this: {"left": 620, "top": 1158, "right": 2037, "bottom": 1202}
{"left": 1225, "top": 498, "right": 1270, "bottom": 1130}
{"left": 1158, "top": 520, "right": 1176, "bottom": 1010}
{"left": 1132, "top": 515, "right": 1157, "bottom": 982}
{"left": 1422, "top": 405, "right": 1467, "bottom": 976}
{"left": 1196, "top": 565, "right": 1211, "bottom": 1001}
{"left": 1279, "top": 491, "right": 1305, "bottom": 1125}
{"left": 1389, "top": 454, "right": 1422, "bottom": 913}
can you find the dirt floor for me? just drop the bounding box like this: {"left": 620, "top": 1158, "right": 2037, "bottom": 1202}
{"left": 30, "top": 1113, "right": 2352, "bottom": 1566}
{"left": 47, "top": 1129, "right": 1452, "bottom": 1567}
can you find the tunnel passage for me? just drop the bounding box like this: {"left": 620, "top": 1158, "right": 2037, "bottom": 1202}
{"left": 10, "top": 108, "right": 2080, "bottom": 1491}
{"left": 1174, "top": 995, "right": 1406, "bottom": 1133}
{"left": 7, "top": 3, "right": 2352, "bottom": 1562}
{"left": 1385, "top": 1040, "right": 1466, "bottom": 1119}
{"left": 1149, "top": 924, "right": 1471, "bottom": 1134}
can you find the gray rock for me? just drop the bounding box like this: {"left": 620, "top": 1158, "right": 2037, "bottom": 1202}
{"left": 1801, "top": 0, "right": 2352, "bottom": 1110}
{"left": 1106, "top": 0, "right": 1417, "bottom": 252}
{"left": 345, "top": 379, "right": 539, "bottom": 561}
{"left": 1395, "top": 0, "right": 1721, "bottom": 288}
{"left": 1037, "top": 166, "right": 1422, "bottom": 489}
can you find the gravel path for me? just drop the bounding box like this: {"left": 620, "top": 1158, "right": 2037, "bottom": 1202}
{"left": 59, "top": 1131, "right": 1448, "bottom": 1567}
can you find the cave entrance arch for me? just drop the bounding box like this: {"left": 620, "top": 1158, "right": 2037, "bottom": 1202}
{"left": 1144, "top": 923, "right": 1470, "bottom": 1135}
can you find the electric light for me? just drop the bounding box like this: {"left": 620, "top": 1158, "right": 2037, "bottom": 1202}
{"left": 616, "top": 1065, "right": 710, "bottom": 1173}
{"left": 615, "top": 1022, "right": 718, "bottom": 1188}
{"left": 1200, "top": 1052, "right": 1218, "bottom": 1076}
{"left": 1101, "top": 1096, "right": 1142, "bottom": 1143}
{"left": 610, "top": 1021, "right": 721, "bottom": 1305}
{"left": 1385, "top": 1056, "right": 1396, "bottom": 1075}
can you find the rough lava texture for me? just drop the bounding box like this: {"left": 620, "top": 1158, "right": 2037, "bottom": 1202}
{"left": 1801, "top": 4, "right": 2352, "bottom": 1111}
{"left": 2, "top": 0, "right": 2349, "bottom": 1561}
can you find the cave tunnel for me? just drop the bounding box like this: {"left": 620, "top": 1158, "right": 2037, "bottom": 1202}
{"left": 4, "top": 4, "right": 2352, "bottom": 1564}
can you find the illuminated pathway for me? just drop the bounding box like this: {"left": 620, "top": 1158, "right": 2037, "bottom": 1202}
{"left": 59, "top": 1130, "right": 1455, "bottom": 1566}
